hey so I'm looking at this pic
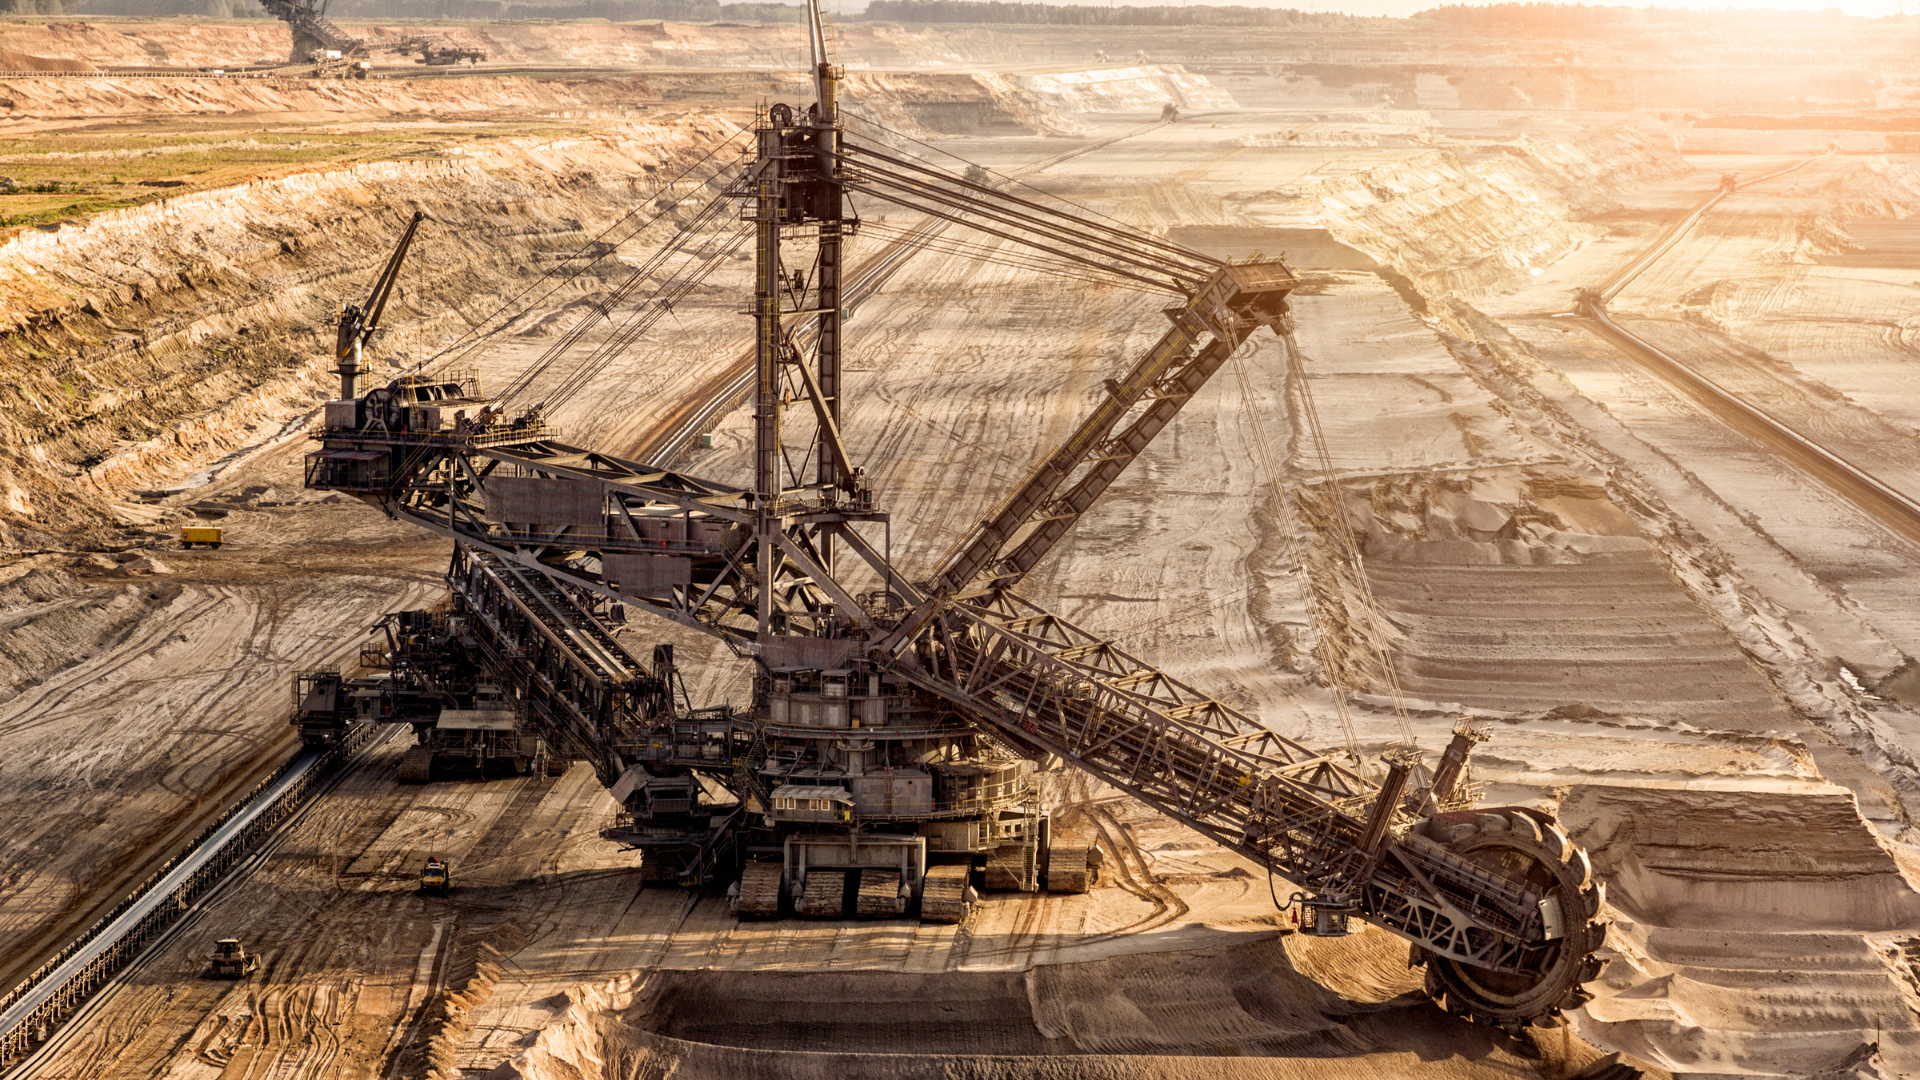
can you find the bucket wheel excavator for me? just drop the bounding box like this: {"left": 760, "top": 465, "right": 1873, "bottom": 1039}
{"left": 258, "top": 0, "right": 485, "bottom": 69}
{"left": 301, "top": 2, "right": 1605, "bottom": 1031}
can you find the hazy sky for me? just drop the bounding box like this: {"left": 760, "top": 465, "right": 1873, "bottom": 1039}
{"left": 1325, "top": 0, "right": 1916, "bottom": 14}
{"left": 914, "top": 0, "right": 1920, "bottom": 17}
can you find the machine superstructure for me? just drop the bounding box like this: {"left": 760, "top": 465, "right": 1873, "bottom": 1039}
{"left": 299, "top": 4, "right": 1606, "bottom": 1031}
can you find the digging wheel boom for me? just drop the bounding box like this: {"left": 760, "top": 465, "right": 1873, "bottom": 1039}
{"left": 895, "top": 597, "right": 1607, "bottom": 1029}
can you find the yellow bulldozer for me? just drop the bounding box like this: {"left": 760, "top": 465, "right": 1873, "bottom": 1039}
{"left": 207, "top": 937, "right": 258, "bottom": 978}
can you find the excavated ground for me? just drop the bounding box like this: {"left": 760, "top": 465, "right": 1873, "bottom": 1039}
{"left": 4, "top": 15, "right": 1920, "bottom": 1080}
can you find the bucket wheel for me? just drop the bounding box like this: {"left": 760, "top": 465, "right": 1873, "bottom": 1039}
{"left": 1423, "top": 810, "right": 1607, "bottom": 1030}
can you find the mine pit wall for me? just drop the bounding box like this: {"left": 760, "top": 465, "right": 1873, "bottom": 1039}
{"left": 2, "top": 18, "right": 1915, "bottom": 116}
{"left": 0, "top": 117, "right": 742, "bottom": 548}
{"left": 1562, "top": 784, "right": 1920, "bottom": 1074}
{"left": 0, "top": 19, "right": 1239, "bottom": 79}
{"left": 1243, "top": 60, "right": 1906, "bottom": 115}
{"left": 1015, "top": 66, "right": 1237, "bottom": 114}
{"left": 1262, "top": 130, "right": 1920, "bottom": 831}
{"left": 1209, "top": 110, "right": 1920, "bottom": 841}
{"left": 0, "top": 65, "right": 1128, "bottom": 551}
{"left": 0, "top": 70, "right": 806, "bottom": 125}
{"left": 839, "top": 71, "right": 1085, "bottom": 137}
{"left": 0, "top": 557, "right": 171, "bottom": 703}
{"left": 1217, "top": 120, "right": 1696, "bottom": 700}
{"left": 0, "top": 19, "right": 823, "bottom": 72}
{"left": 501, "top": 940, "right": 1612, "bottom": 1078}
{"left": 0, "top": 69, "right": 1076, "bottom": 132}
{"left": 1280, "top": 123, "right": 1691, "bottom": 299}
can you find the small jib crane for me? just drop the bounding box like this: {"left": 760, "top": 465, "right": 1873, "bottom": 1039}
{"left": 335, "top": 210, "right": 427, "bottom": 402}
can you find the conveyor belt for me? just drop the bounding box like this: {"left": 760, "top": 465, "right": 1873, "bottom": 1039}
{"left": 1575, "top": 154, "right": 1920, "bottom": 548}
{"left": 0, "top": 725, "right": 396, "bottom": 1069}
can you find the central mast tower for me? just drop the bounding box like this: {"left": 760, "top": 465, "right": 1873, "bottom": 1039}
{"left": 746, "top": 9, "right": 858, "bottom": 632}
{"left": 722, "top": 7, "right": 1050, "bottom": 916}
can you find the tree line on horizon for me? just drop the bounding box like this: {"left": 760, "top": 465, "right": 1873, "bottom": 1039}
{"left": 859, "top": 0, "right": 1370, "bottom": 27}
{"left": 49, "top": 0, "right": 805, "bottom": 19}
{"left": 1415, "top": 2, "right": 1889, "bottom": 28}
{"left": 862, "top": 0, "right": 1908, "bottom": 26}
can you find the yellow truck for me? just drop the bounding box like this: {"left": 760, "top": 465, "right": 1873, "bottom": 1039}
{"left": 179, "top": 526, "right": 223, "bottom": 550}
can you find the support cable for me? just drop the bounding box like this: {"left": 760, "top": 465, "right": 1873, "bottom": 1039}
{"left": 498, "top": 186, "right": 739, "bottom": 402}
{"left": 497, "top": 188, "right": 745, "bottom": 407}
{"left": 851, "top": 221, "right": 1168, "bottom": 295}
{"left": 1284, "top": 333, "right": 1418, "bottom": 747}
{"left": 840, "top": 156, "right": 1207, "bottom": 286}
{"left": 841, "top": 136, "right": 1216, "bottom": 276}
{"left": 412, "top": 132, "right": 752, "bottom": 379}
{"left": 541, "top": 227, "right": 754, "bottom": 415}
{"left": 840, "top": 113, "right": 1193, "bottom": 263}
{"left": 1227, "top": 345, "right": 1360, "bottom": 757}
{"left": 845, "top": 170, "right": 1195, "bottom": 290}
{"left": 839, "top": 176, "right": 1180, "bottom": 292}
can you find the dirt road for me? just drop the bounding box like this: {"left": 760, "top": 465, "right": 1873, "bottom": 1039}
{"left": 10, "top": 64, "right": 1920, "bottom": 1080}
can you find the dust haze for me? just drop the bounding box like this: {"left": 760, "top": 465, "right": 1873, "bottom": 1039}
{"left": 1, "top": 5, "right": 1919, "bottom": 1080}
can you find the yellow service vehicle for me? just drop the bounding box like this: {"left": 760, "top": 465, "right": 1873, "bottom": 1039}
{"left": 420, "top": 856, "right": 450, "bottom": 895}
{"left": 180, "top": 525, "right": 223, "bottom": 550}
{"left": 207, "top": 938, "right": 258, "bottom": 978}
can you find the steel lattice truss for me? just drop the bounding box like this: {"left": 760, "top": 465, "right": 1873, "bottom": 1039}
{"left": 305, "top": 61, "right": 1606, "bottom": 1029}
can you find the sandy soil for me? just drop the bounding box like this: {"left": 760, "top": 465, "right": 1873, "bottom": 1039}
{"left": 4, "top": 17, "right": 1920, "bottom": 1080}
